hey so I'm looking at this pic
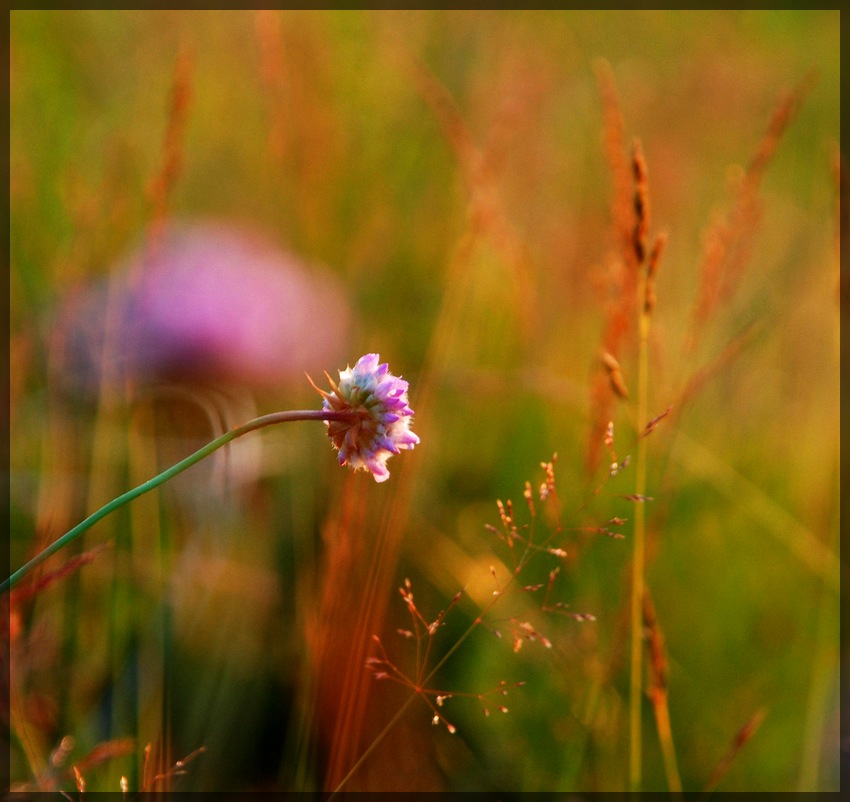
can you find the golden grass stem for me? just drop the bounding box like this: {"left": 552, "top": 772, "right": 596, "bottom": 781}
{"left": 629, "top": 270, "right": 651, "bottom": 792}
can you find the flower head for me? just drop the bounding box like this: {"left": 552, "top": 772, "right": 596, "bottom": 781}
{"left": 311, "top": 354, "right": 419, "bottom": 482}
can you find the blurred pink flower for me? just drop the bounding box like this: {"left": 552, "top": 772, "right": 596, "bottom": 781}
{"left": 53, "top": 220, "right": 352, "bottom": 395}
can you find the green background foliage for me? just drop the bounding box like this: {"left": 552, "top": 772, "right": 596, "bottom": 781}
{"left": 8, "top": 9, "right": 840, "bottom": 792}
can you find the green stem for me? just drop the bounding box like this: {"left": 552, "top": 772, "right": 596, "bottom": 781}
{"left": 629, "top": 280, "right": 650, "bottom": 792}
{"left": 3, "top": 409, "right": 355, "bottom": 595}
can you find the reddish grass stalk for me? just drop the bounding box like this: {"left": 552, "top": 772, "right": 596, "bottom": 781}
{"left": 313, "top": 438, "right": 423, "bottom": 790}
{"left": 405, "top": 51, "right": 537, "bottom": 342}
{"left": 8, "top": 542, "right": 111, "bottom": 604}
{"left": 686, "top": 72, "right": 815, "bottom": 356}
{"left": 254, "top": 10, "right": 289, "bottom": 164}
{"left": 146, "top": 43, "right": 194, "bottom": 244}
{"left": 587, "top": 60, "right": 642, "bottom": 474}
{"left": 310, "top": 474, "right": 370, "bottom": 789}
{"left": 703, "top": 708, "right": 767, "bottom": 794}
{"left": 143, "top": 744, "right": 206, "bottom": 790}
{"left": 590, "top": 64, "right": 664, "bottom": 791}
{"left": 643, "top": 589, "right": 681, "bottom": 793}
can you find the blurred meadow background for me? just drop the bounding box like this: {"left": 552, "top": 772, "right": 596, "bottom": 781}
{"left": 7, "top": 9, "right": 841, "bottom": 793}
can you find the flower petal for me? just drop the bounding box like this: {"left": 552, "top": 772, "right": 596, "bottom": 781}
{"left": 314, "top": 354, "right": 418, "bottom": 482}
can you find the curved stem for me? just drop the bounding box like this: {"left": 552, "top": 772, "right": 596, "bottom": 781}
{"left": 3, "top": 409, "right": 355, "bottom": 595}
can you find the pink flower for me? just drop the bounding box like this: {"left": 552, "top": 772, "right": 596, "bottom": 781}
{"left": 52, "top": 221, "right": 351, "bottom": 395}
{"left": 311, "top": 354, "right": 419, "bottom": 482}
